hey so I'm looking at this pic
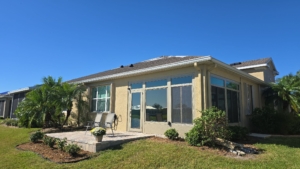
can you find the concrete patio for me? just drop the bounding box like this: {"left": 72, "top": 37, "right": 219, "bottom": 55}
{"left": 46, "top": 131, "right": 154, "bottom": 153}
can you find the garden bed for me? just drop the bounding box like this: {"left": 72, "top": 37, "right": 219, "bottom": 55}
{"left": 16, "top": 141, "right": 95, "bottom": 163}
{"left": 148, "top": 137, "right": 262, "bottom": 159}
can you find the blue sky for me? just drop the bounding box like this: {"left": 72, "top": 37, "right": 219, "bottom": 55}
{"left": 1, "top": 0, "right": 299, "bottom": 92}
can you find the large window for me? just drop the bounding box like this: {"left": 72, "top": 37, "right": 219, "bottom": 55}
{"left": 146, "top": 89, "right": 167, "bottom": 122}
{"left": 132, "top": 76, "right": 193, "bottom": 124}
{"left": 211, "top": 76, "right": 240, "bottom": 123}
{"left": 246, "top": 84, "right": 253, "bottom": 115}
{"left": 171, "top": 76, "right": 193, "bottom": 124}
{"left": 145, "top": 79, "right": 167, "bottom": 122}
{"left": 91, "top": 85, "right": 110, "bottom": 112}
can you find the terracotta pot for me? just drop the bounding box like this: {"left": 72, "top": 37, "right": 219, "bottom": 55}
{"left": 94, "top": 135, "right": 103, "bottom": 142}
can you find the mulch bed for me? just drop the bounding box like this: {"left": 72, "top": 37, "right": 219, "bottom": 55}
{"left": 148, "top": 137, "right": 262, "bottom": 160}
{"left": 16, "top": 141, "right": 95, "bottom": 163}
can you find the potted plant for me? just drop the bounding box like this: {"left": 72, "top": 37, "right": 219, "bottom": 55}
{"left": 91, "top": 127, "right": 106, "bottom": 142}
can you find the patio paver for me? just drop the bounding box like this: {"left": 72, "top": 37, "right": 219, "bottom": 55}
{"left": 46, "top": 131, "right": 154, "bottom": 152}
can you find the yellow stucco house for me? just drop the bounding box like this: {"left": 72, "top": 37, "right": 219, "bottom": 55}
{"left": 68, "top": 56, "right": 278, "bottom": 136}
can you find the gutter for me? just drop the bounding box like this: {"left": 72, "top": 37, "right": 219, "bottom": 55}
{"left": 8, "top": 87, "right": 30, "bottom": 94}
{"left": 71, "top": 56, "right": 212, "bottom": 84}
{"left": 236, "top": 64, "right": 268, "bottom": 70}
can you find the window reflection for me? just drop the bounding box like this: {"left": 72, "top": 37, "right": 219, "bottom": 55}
{"left": 146, "top": 79, "right": 167, "bottom": 88}
{"left": 131, "top": 83, "right": 143, "bottom": 89}
{"left": 146, "top": 89, "right": 167, "bottom": 122}
{"left": 211, "top": 77, "right": 225, "bottom": 87}
{"left": 171, "top": 76, "right": 192, "bottom": 85}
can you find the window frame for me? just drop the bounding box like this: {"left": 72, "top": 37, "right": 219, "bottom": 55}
{"left": 246, "top": 84, "right": 254, "bottom": 115}
{"left": 91, "top": 84, "right": 111, "bottom": 113}
{"left": 210, "top": 75, "right": 240, "bottom": 123}
{"left": 128, "top": 74, "right": 194, "bottom": 125}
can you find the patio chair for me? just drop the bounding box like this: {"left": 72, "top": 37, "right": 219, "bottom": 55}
{"left": 104, "top": 113, "right": 116, "bottom": 136}
{"left": 85, "top": 113, "right": 103, "bottom": 135}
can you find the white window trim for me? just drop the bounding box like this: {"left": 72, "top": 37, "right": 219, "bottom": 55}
{"left": 91, "top": 85, "right": 111, "bottom": 113}
{"left": 128, "top": 74, "right": 194, "bottom": 124}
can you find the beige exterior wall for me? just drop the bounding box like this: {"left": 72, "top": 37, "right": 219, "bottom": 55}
{"left": 82, "top": 63, "right": 264, "bottom": 137}
{"left": 239, "top": 63, "right": 277, "bottom": 83}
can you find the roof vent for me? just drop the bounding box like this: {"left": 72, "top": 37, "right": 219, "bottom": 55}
{"left": 229, "top": 62, "right": 241, "bottom": 66}
{"left": 129, "top": 64, "right": 134, "bottom": 67}
{"left": 120, "top": 65, "right": 124, "bottom": 68}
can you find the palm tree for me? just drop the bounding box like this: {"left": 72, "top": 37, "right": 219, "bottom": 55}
{"left": 265, "top": 73, "right": 300, "bottom": 113}
{"left": 59, "top": 83, "right": 88, "bottom": 126}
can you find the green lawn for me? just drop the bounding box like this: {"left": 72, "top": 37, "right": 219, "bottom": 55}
{"left": 1, "top": 125, "right": 300, "bottom": 169}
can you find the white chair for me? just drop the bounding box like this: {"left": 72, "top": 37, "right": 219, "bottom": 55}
{"left": 105, "top": 113, "right": 116, "bottom": 136}
{"left": 85, "top": 113, "right": 103, "bottom": 135}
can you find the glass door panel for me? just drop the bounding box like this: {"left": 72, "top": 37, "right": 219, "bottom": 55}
{"left": 131, "top": 92, "right": 141, "bottom": 129}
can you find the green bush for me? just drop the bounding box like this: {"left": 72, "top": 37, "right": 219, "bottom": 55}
{"left": 185, "top": 107, "right": 231, "bottom": 147}
{"left": 164, "top": 128, "right": 179, "bottom": 140}
{"left": 43, "top": 136, "right": 56, "bottom": 148}
{"left": 250, "top": 107, "right": 300, "bottom": 134}
{"left": 65, "top": 143, "right": 80, "bottom": 156}
{"left": 30, "top": 131, "right": 44, "bottom": 143}
{"left": 227, "top": 126, "right": 249, "bottom": 141}
{"left": 56, "top": 138, "right": 67, "bottom": 151}
{"left": 4, "top": 119, "right": 19, "bottom": 126}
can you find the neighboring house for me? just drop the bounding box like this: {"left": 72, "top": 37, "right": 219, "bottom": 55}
{"left": 67, "top": 56, "right": 278, "bottom": 136}
{"left": 0, "top": 86, "right": 36, "bottom": 119}
{"left": 0, "top": 92, "right": 12, "bottom": 118}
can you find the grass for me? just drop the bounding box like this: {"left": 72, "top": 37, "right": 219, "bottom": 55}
{"left": 1, "top": 125, "right": 300, "bottom": 169}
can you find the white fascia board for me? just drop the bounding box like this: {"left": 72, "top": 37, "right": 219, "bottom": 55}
{"left": 236, "top": 64, "right": 268, "bottom": 70}
{"left": 8, "top": 87, "right": 30, "bottom": 94}
{"left": 72, "top": 56, "right": 212, "bottom": 84}
{"left": 211, "top": 58, "right": 269, "bottom": 86}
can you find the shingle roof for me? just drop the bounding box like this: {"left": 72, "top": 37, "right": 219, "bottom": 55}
{"left": 230, "top": 57, "right": 271, "bottom": 68}
{"left": 67, "top": 56, "right": 205, "bottom": 83}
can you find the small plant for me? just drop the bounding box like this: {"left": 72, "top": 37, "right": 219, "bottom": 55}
{"left": 65, "top": 143, "right": 80, "bottom": 156}
{"left": 30, "top": 130, "right": 44, "bottom": 143}
{"left": 164, "top": 128, "right": 179, "bottom": 140}
{"left": 56, "top": 138, "right": 67, "bottom": 151}
{"left": 43, "top": 135, "right": 56, "bottom": 148}
{"left": 91, "top": 127, "right": 106, "bottom": 136}
{"left": 4, "top": 119, "right": 19, "bottom": 126}
{"left": 227, "top": 126, "right": 249, "bottom": 141}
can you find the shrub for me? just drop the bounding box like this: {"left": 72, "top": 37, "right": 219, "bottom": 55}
{"left": 164, "top": 128, "right": 179, "bottom": 140}
{"left": 43, "top": 136, "right": 56, "bottom": 148}
{"left": 56, "top": 138, "right": 67, "bottom": 151}
{"left": 4, "top": 119, "right": 19, "bottom": 126}
{"left": 227, "top": 126, "right": 249, "bottom": 141}
{"left": 250, "top": 107, "right": 300, "bottom": 134}
{"left": 185, "top": 107, "right": 231, "bottom": 147}
{"left": 30, "top": 131, "right": 44, "bottom": 143}
{"left": 65, "top": 143, "right": 80, "bottom": 156}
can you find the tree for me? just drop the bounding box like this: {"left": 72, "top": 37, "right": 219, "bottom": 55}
{"left": 15, "top": 76, "right": 89, "bottom": 128}
{"left": 58, "top": 83, "right": 88, "bottom": 126}
{"left": 264, "top": 72, "right": 300, "bottom": 113}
